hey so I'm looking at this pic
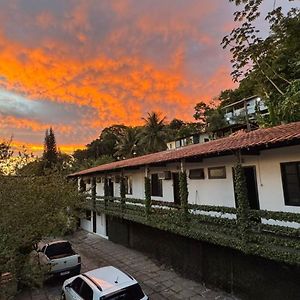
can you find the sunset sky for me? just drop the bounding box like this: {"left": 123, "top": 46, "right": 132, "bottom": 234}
{"left": 0, "top": 0, "right": 292, "bottom": 155}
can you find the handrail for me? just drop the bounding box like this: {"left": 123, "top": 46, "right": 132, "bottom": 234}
{"left": 87, "top": 195, "right": 300, "bottom": 265}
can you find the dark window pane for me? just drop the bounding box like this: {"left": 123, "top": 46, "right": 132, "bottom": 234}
{"left": 71, "top": 277, "right": 83, "bottom": 294}
{"left": 80, "top": 281, "right": 93, "bottom": 300}
{"left": 151, "top": 174, "right": 163, "bottom": 197}
{"left": 45, "top": 242, "right": 74, "bottom": 259}
{"left": 86, "top": 210, "right": 91, "bottom": 220}
{"left": 189, "top": 169, "right": 205, "bottom": 179}
{"left": 285, "top": 164, "right": 297, "bottom": 174}
{"left": 281, "top": 162, "right": 300, "bottom": 206}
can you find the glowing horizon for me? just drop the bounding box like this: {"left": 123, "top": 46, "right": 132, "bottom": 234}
{"left": 0, "top": 0, "right": 282, "bottom": 154}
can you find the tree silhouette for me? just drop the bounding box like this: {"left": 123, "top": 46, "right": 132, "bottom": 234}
{"left": 114, "top": 127, "right": 142, "bottom": 159}
{"left": 43, "top": 127, "right": 58, "bottom": 168}
{"left": 139, "top": 112, "right": 167, "bottom": 153}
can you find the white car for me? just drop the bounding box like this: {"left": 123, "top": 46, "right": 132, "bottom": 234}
{"left": 36, "top": 240, "right": 81, "bottom": 276}
{"left": 61, "top": 266, "right": 148, "bottom": 300}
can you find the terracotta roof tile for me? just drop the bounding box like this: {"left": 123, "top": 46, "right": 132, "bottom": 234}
{"left": 69, "top": 121, "right": 300, "bottom": 177}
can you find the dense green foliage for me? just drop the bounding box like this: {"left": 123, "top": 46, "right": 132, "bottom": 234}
{"left": 115, "top": 127, "right": 142, "bottom": 159}
{"left": 233, "top": 162, "right": 250, "bottom": 250}
{"left": 139, "top": 112, "right": 167, "bottom": 153}
{"left": 179, "top": 171, "right": 189, "bottom": 218}
{"left": 144, "top": 177, "right": 151, "bottom": 216}
{"left": 71, "top": 111, "right": 204, "bottom": 166}
{"left": 221, "top": 1, "right": 300, "bottom": 124}
{"left": 92, "top": 194, "right": 300, "bottom": 266}
{"left": 193, "top": 101, "right": 228, "bottom": 132}
{"left": 0, "top": 175, "right": 84, "bottom": 297}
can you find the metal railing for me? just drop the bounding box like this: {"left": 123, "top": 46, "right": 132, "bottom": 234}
{"left": 85, "top": 196, "right": 300, "bottom": 265}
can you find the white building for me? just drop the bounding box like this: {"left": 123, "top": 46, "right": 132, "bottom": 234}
{"left": 166, "top": 132, "right": 211, "bottom": 150}
{"left": 223, "top": 95, "right": 268, "bottom": 125}
{"left": 70, "top": 122, "right": 300, "bottom": 237}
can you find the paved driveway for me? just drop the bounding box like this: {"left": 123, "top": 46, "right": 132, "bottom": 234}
{"left": 17, "top": 230, "right": 237, "bottom": 300}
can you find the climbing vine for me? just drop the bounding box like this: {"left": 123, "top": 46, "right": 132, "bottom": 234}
{"left": 120, "top": 176, "right": 126, "bottom": 210}
{"left": 234, "top": 161, "right": 251, "bottom": 251}
{"left": 179, "top": 171, "right": 189, "bottom": 219}
{"left": 144, "top": 177, "right": 151, "bottom": 216}
{"left": 90, "top": 194, "right": 300, "bottom": 265}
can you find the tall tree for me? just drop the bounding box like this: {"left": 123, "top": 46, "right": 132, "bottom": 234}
{"left": 43, "top": 127, "right": 58, "bottom": 168}
{"left": 139, "top": 112, "right": 167, "bottom": 153}
{"left": 193, "top": 102, "right": 228, "bottom": 132}
{"left": 222, "top": 1, "right": 299, "bottom": 124}
{"left": 114, "top": 127, "right": 142, "bottom": 159}
{"left": 0, "top": 175, "right": 83, "bottom": 297}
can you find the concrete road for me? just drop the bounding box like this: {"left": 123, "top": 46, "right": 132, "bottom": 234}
{"left": 16, "top": 230, "right": 237, "bottom": 300}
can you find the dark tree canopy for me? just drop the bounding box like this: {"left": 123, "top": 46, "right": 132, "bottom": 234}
{"left": 139, "top": 112, "right": 167, "bottom": 153}
{"left": 221, "top": 1, "right": 300, "bottom": 124}
{"left": 43, "top": 127, "right": 58, "bottom": 168}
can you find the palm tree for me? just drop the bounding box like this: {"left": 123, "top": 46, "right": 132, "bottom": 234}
{"left": 114, "top": 127, "right": 142, "bottom": 159}
{"left": 139, "top": 112, "right": 167, "bottom": 153}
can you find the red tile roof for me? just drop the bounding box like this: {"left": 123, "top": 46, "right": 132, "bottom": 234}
{"left": 69, "top": 122, "right": 300, "bottom": 177}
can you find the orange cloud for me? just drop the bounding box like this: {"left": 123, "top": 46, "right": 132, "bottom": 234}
{"left": 0, "top": 0, "right": 236, "bottom": 153}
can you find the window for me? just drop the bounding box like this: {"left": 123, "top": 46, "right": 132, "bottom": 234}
{"left": 101, "top": 283, "right": 145, "bottom": 300}
{"left": 86, "top": 210, "right": 91, "bottom": 221}
{"left": 208, "top": 166, "right": 226, "bottom": 179}
{"left": 70, "top": 277, "right": 93, "bottom": 300}
{"left": 281, "top": 162, "right": 300, "bottom": 206}
{"left": 125, "top": 176, "right": 133, "bottom": 195}
{"left": 45, "top": 242, "right": 73, "bottom": 259}
{"left": 71, "top": 277, "right": 84, "bottom": 294}
{"left": 151, "top": 174, "right": 163, "bottom": 197}
{"left": 80, "top": 281, "right": 93, "bottom": 300}
{"left": 189, "top": 168, "right": 205, "bottom": 179}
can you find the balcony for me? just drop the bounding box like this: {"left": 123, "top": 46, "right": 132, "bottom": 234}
{"left": 85, "top": 196, "right": 300, "bottom": 266}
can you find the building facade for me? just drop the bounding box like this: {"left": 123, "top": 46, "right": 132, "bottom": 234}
{"left": 69, "top": 122, "right": 300, "bottom": 297}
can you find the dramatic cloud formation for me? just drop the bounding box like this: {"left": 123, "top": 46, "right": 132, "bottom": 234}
{"left": 0, "top": 0, "right": 240, "bottom": 153}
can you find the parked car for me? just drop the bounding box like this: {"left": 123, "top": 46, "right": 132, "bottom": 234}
{"left": 36, "top": 240, "right": 81, "bottom": 277}
{"left": 61, "top": 266, "right": 148, "bottom": 300}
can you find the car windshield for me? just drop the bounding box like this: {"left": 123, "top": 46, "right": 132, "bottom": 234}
{"left": 45, "top": 242, "right": 73, "bottom": 258}
{"left": 100, "top": 283, "right": 145, "bottom": 300}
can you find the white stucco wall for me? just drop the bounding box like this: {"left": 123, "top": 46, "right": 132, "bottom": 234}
{"left": 80, "top": 217, "right": 92, "bottom": 232}
{"left": 186, "top": 158, "right": 236, "bottom": 207}
{"left": 96, "top": 213, "right": 107, "bottom": 237}
{"left": 79, "top": 145, "right": 300, "bottom": 213}
{"left": 125, "top": 171, "right": 145, "bottom": 199}
{"left": 243, "top": 145, "right": 300, "bottom": 213}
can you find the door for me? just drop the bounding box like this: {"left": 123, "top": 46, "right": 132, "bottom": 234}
{"left": 172, "top": 173, "right": 180, "bottom": 205}
{"left": 244, "top": 166, "right": 260, "bottom": 210}
{"left": 108, "top": 178, "right": 114, "bottom": 197}
{"left": 92, "top": 211, "right": 97, "bottom": 233}
{"left": 96, "top": 213, "right": 107, "bottom": 237}
{"left": 233, "top": 166, "right": 260, "bottom": 209}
